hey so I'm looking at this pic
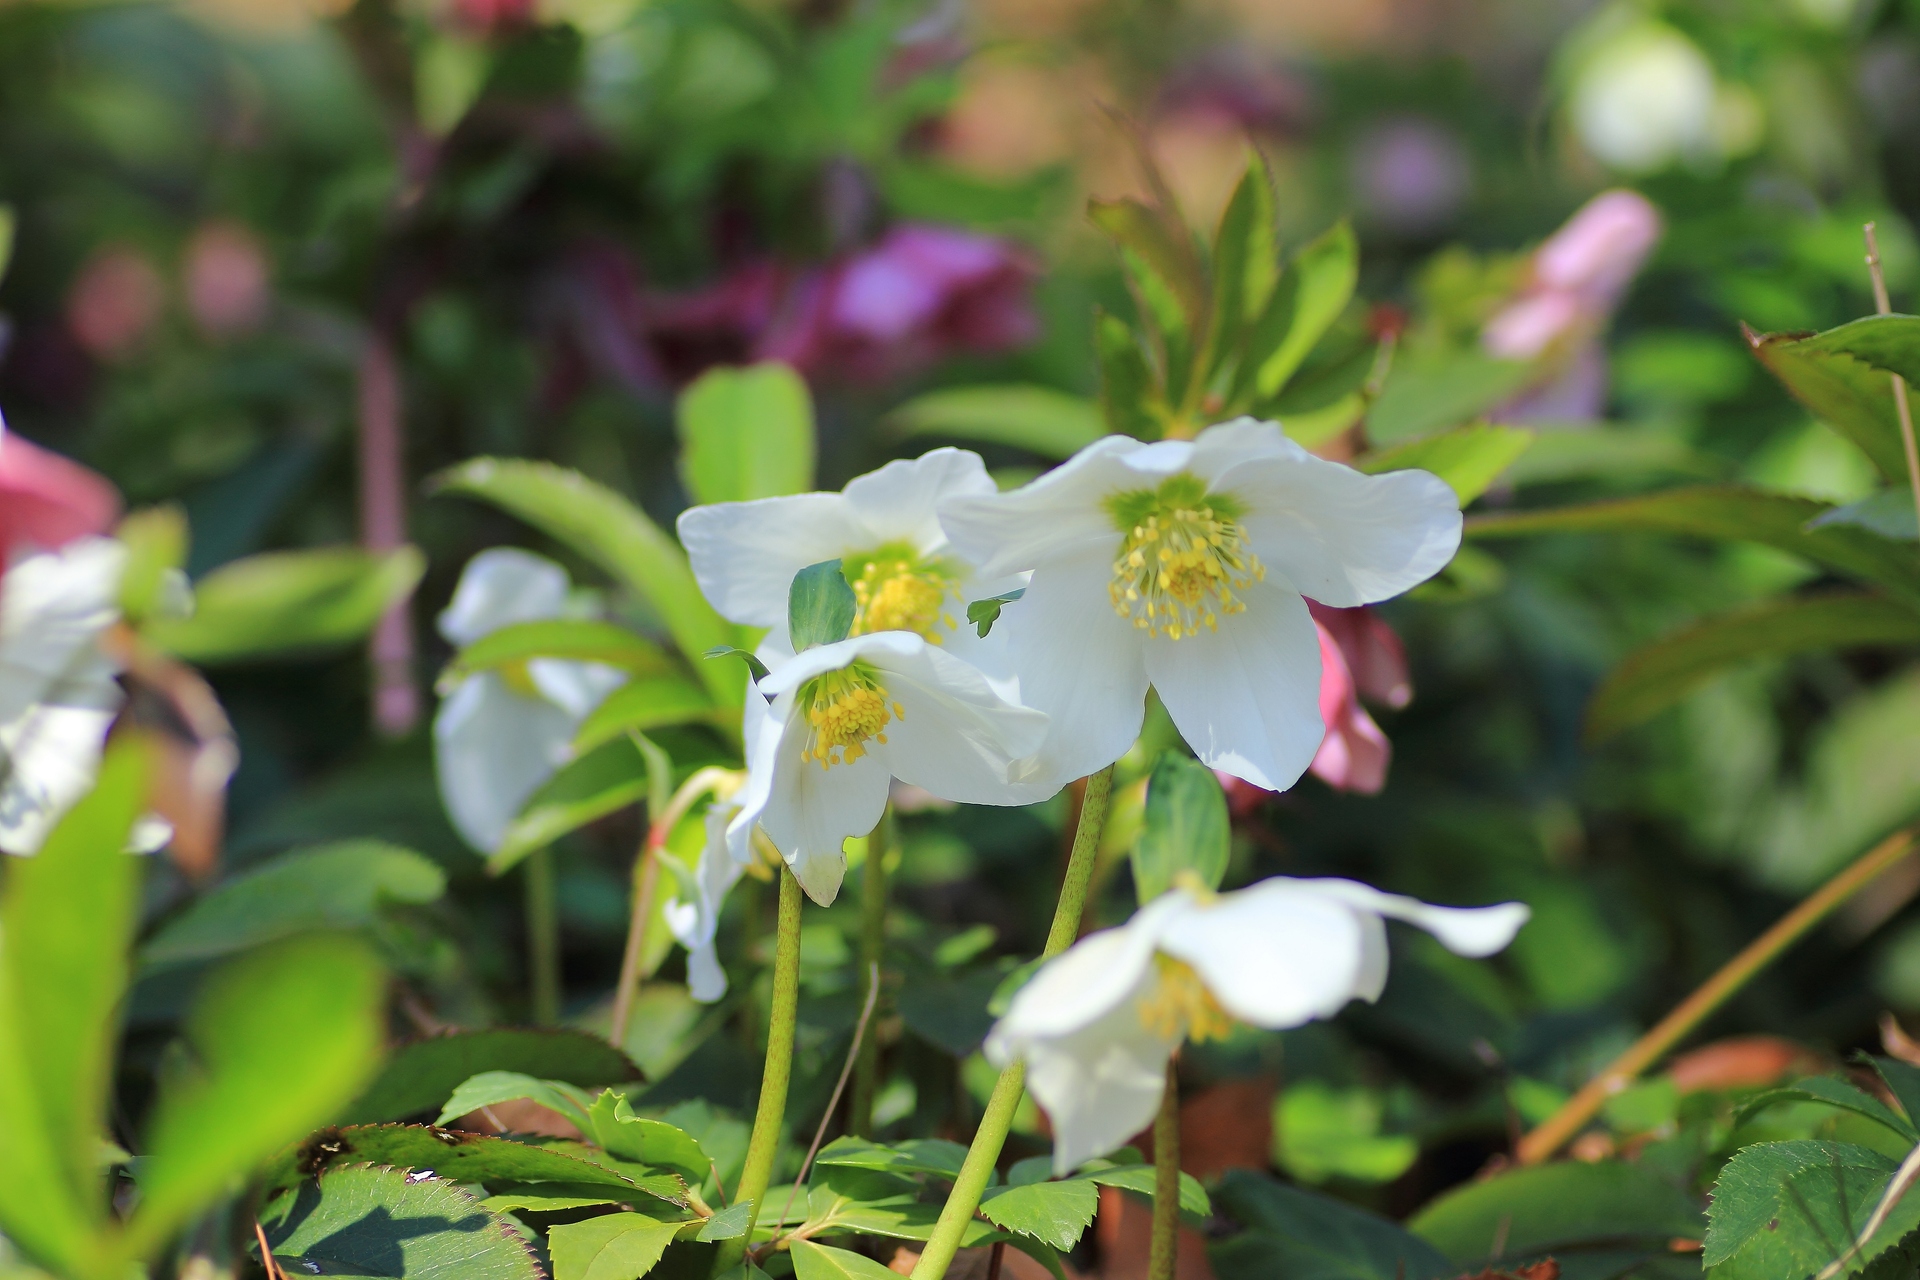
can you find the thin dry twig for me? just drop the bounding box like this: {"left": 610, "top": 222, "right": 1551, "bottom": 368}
{"left": 771, "top": 961, "right": 883, "bottom": 1245}
{"left": 254, "top": 1219, "right": 289, "bottom": 1280}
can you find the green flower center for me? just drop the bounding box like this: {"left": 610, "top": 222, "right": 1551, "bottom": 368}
{"left": 842, "top": 543, "right": 962, "bottom": 643}
{"left": 800, "top": 661, "right": 904, "bottom": 770}
{"left": 1105, "top": 475, "right": 1263, "bottom": 641}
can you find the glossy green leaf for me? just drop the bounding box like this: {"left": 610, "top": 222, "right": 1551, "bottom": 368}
{"left": 1358, "top": 423, "right": 1535, "bottom": 506}
{"left": 979, "top": 1178, "right": 1099, "bottom": 1250}
{"left": 146, "top": 545, "right": 424, "bottom": 664}
{"left": 445, "top": 620, "right": 679, "bottom": 684}
{"left": 589, "top": 1090, "right": 712, "bottom": 1183}
{"left": 790, "top": 1239, "right": 904, "bottom": 1280}
{"left": 140, "top": 840, "right": 446, "bottom": 970}
{"left": 1095, "top": 307, "right": 1162, "bottom": 438}
{"left": 550, "top": 1212, "right": 684, "bottom": 1280}
{"left": 1408, "top": 1159, "right": 1703, "bottom": 1265}
{"left": 0, "top": 740, "right": 147, "bottom": 1272}
{"left": 127, "top": 935, "right": 388, "bottom": 1259}
{"left": 789, "top": 558, "right": 858, "bottom": 651}
{"left": 1750, "top": 320, "right": 1919, "bottom": 483}
{"left": 1209, "top": 1169, "right": 1454, "bottom": 1280}
{"left": 814, "top": 1137, "right": 970, "bottom": 1180}
{"left": 889, "top": 385, "right": 1106, "bottom": 460}
{"left": 1586, "top": 593, "right": 1920, "bottom": 741}
{"left": 343, "top": 1028, "right": 639, "bottom": 1124}
{"left": 492, "top": 736, "right": 649, "bottom": 874}
{"left": 1465, "top": 486, "right": 1920, "bottom": 608}
{"left": 1132, "top": 751, "right": 1230, "bottom": 904}
{"left": 573, "top": 674, "right": 723, "bottom": 751}
{"left": 431, "top": 459, "right": 741, "bottom": 704}
{"left": 1079, "top": 1163, "right": 1211, "bottom": 1221}
{"left": 1736, "top": 1075, "right": 1919, "bottom": 1141}
{"left": 1811, "top": 489, "right": 1920, "bottom": 541}
{"left": 480, "top": 1183, "right": 634, "bottom": 1213}
{"left": 260, "top": 1166, "right": 542, "bottom": 1280}
{"left": 1803, "top": 314, "right": 1920, "bottom": 384}
{"left": 677, "top": 362, "right": 816, "bottom": 505}
{"left": 698, "top": 1200, "right": 757, "bottom": 1240}
{"left": 1703, "top": 1140, "right": 1920, "bottom": 1279}
{"left": 436, "top": 1070, "right": 596, "bottom": 1129}
{"left": 1251, "top": 220, "right": 1357, "bottom": 400}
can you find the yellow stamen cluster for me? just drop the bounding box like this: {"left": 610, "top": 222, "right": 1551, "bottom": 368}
{"left": 800, "top": 664, "right": 905, "bottom": 770}
{"left": 1136, "top": 955, "right": 1235, "bottom": 1043}
{"left": 1109, "top": 502, "right": 1264, "bottom": 640}
{"left": 849, "top": 551, "right": 959, "bottom": 642}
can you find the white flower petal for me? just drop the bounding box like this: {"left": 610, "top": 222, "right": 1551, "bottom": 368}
{"left": 841, "top": 447, "right": 995, "bottom": 554}
{"left": 677, "top": 493, "right": 865, "bottom": 628}
{"left": 726, "top": 684, "right": 782, "bottom": 865}
{"left": 437, "top": 548, "right": 572, "bottom": 647}
{"left": 666, "top": 799, "right": 748, "bottom": 1002}
{"left": 1226, "top": 453, "right": 1461, "bottom": 608}
{"left": 757, "top": 695, "right": 887, "bottom": 906}
{"left": 529, "top": 658, "right": 627, "bottom": 719}
{"left": 0, "top": 538, "right": 123, "bottom": 723}
{"left": 1290, "top": 878, "right": 1532, "bottom": 957}
{"left": 0, "top": 671, "right": 121, "bottom": 857}
{"left": 865, "top": 642, "right": 1052, "bottom": 805}
{"left": 991, "top": 910, "right": 1167, "bottom": 1043}
{"left": 433, "top": 673, "right": 580, "bottom": 854}
{"left": 1144, "top": 583, "right": 1323, "bottom": 792}
{"left": 1158, "top": 882, "right": 1380, "bottom": 1028}
{"left": 937, "top": 436, "right": 1157, "bottom": 578}
{"left": 1183, "top": 418, "right": 1291, "bottom": 482}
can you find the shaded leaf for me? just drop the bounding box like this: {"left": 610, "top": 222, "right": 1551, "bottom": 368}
{"left": 814, "top": 1137, "right": 969, "bottom": 1180}
{"left": 343, "top": 1029, "right": 638, "bottom": 1125}
{"left": 677, "top": 362, "right": 816, "bottom": 506}
{"left": 1703, "top": 1140, "right": 1920, "bottom": 1279}
{"left": 1209, "top": 1169, "right": 1455, "bottom": 1280}
{"left": 1132, "top": 751, "right": 1230, "bottom": 904}
{"left": 445, "top": 620, "right": 679, "bottom": 684}
{"left": 1750, "top": 320, "right": 1918, "bottom": 483}
{"left": 979, "top": 1179, "right": 1099, "bottom": 1250}
{"left": 1358, "top": 423, "right": 1535, "bottom": 506}
{"left": 435, "top": 1071, "right": 595, "bottom": 1130}
{"left": 480, "top": 1183, "right": 633, "bottom": 1213}
{"left": 1366, "top": 350, "right": 1533, "bottom": 445}
{"left": 260, "top": 1166, "right": 541, "bottom": 1280}
{"left": 550, "top": 1212, "right": 684, "bottom": 1280}
{"left": 493, "top": 736, "right": 649, "bottom": 874}
{"left": 1095, "top": 308, "right": 1162, "bottom": 437}
{"left": 1810, "top": 490, "right": 1920, "bottom": 541}
{"left": 1736, "top": 1076, "right": 1919, "bottom": 1142}
{"left": 1800, "top": 314, "right": 1920, "bottom": 385}
{"left": 1864, "top": 1056, "right": 1920, "bottom": 1127}
{"left": 147, "top": 546, "right": 423, "bottom": 664}
{"left": 1409, "top": 1160, "right": 1701, "bottom": 1266}
{"left": 889, "top": 386, "right": 1106, "bottom": 460}
{"left": 790, "top": 559, "right": 856, "bottom": 652}
{"left": 1088, "top": 198, "right": 1207, "bottom": 336}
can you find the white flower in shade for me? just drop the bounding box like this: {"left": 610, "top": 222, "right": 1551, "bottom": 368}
{"left": 433, "top": 548, "right": 625, "bottom": 855}
{"left": 0, "top": 538, "right": 127, "bottom": 855}
{"left": 936, "top": 420, "right": 1460, "bottom": 793}
{"left": 985, "top": 878, "right": 1529, "bottom": 1173}
{"left": 662, "top": 775, "right": 752, "bottom": 1003}
{"left": 725, "top": 632, "right": 1048, "bottom": 906}
{"left": 676, "top": 448, "right": 1018, "bottom": 676}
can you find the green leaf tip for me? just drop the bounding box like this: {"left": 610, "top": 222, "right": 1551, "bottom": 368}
{"left": 789, "top": 559, "right": 857, "bottom": 651}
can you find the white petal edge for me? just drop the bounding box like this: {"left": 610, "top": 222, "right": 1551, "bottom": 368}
{"left": 841, "top": 447, "right": 996, "bottom": 556}
{"left": 936, "top": 436, "right": 1158, "bottom": 579}
{"left": 1156, "top": 883, "right": 1381, "bottom": 1029}
{"left": 438, "top": 547, "right": 572, "bottom": 647}
{"left": 864, "top": 641, "right": 1052, "bottom": 806}
{"left": 677, "top": 493, "right": 865, "bottom": 629}
{"left": 433, "top": 674, "right": 580, "bottom": 854}
{"left": 1288, "top": 877, "right": 1532, "bottom": 957}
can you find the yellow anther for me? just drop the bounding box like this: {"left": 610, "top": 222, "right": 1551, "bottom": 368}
{"left": 845, "top": 545, "right": 962, "bottom": 641}
{"left": 1106, "top": 479, "right": 1262, "bottom": 641}
{"left": 1137, "top": 955, "right": 1235, "bottom": 1043}
{"left": 800, "top": 663, "right": 894, "bottom": 770}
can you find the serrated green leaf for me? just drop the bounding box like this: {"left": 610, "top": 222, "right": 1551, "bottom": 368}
{"left": 432, "top": 459, "right": 742, "bottom": 705}
{"left": 889, "top": 386, "right": 1106, "bottom": 460}
{"left": 1585, "top": 593, "right": 1920, "bottom": 741}
{"left": 146, "top": 546, "right": 423, "bottom": 664}
{"left": 435, "top": 1071, "right": 595, "bottom": 1130}
{"left": 1080, "top": 1164, "right": 1211, "bottom": 1221}
{"left": 492, "top": 736, "right": 649, "bottom": 874}
{"left": 1209, "top": 1169, "right": 1455, "bottom": 1280}
{"left": 979, "top": 1179, "right": 1099, "bottom": 1250}
{"left": 551, "top": 1212, "right": 684, "bottom": 1280}
{"left": 480, "top": 1183, "right": 635, "bottom": 1213}
{"left": 790, "top": 1240, "right": 903, "bottom": 1280}
{"left": 698, "top": 1200, "right": 757, "bottom": 1241}
{"left": 1736, "top": 1076, "right": 1919, "bottom": 1142}
{"left": 814, "top": 1137, "right": 969, "bottom": 1180}
{"left": 1811, "top": 490, "right": 1920, "bottom": 541}
{"left": 1703, "top": 1140, "right": 1920, "bottom": 1279}
{"left": 343, "top": 1028, "right": 639, "bottom": 1125}
{"left": 1251, "top": 221, "right": 1357, "bottom": 400}
{"left": 677, "top": 362, "right": 816, "bottom": 505}
{"left": 1408, "top": 1160, "right": 1702, "bottom": 1265}
{"left": 446, "top": 620, "right": 680, "bottom": 684}
{"left": 1132, "top": 751, "right": 1230, "bottom": 904}
{"left": 140, "top": 840, "right": 446, "bottom": 970}
{"left": 261, "top": 1166, "right": 541, "bottom": 1280}
{"left": 1803, "top": 314, "right": 1920, "bottom": 384}
{"left": 1750, "top": 319, "right": 1920, "bottom": 484}
{"left": 789, "top": 559, "right": 857, "bottom": 652}
{"left": 1358, "top": 423, "right": 1534, "bottom": 506}
{"left": 589, "top": 1090, "right": 712, "bottom": 1183}
{"left": 1088, "top": 198, "right": 1207, "bottom": 336}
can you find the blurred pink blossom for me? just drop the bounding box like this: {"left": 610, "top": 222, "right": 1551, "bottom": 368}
{"left": 1484, "top": 189, "right": 1662, "bottom": 361}
{"left": 1351, "top": 116, "right": 1472, "bottom": 234}
{"left": 184, "top": 222, "right": 270, "bottom": 339}
{"left": 67, "top": 246, "right": 164, "bottom": 360}
{"left": 0, "top": 420, "right": 120, "bottom": 565}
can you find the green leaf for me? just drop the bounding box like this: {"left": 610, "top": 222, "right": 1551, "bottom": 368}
{"left": 343, "top": 1028, "right": 639, "bottom": 1125}
{"left": 1736, "top": 1076, "right": 1920, "bottom": 1142}
{"left": 127, "top": 935, "right": 388, "bottom": 1259}
{"left": 1206, "top": 155, "right": 1279, "bottom": 383}
{"left": 677, "top": 362, "right": 816, "bottom": 505}
{"left": 1365, "top": 349, "right": 1534, "bottom": 445}
{"left": 445, "top": 620, "right": 680, "bottom": 684}
{"left": 1132, "top": 751, "right": 1230, "bottom": 904}
{"left": 790, "top": 1240, "right": 906, "bottom": 1280}
{"left": 1585, "top": 593, "right": 1920, "bottom": 740}
{"left": 435, "top": 1071, "right": 596, "bottom": 1130}
{"left": 979, "top": 1179, "right": 1099, "bottom": 1250}
{"left": 146, "top": 546, "right": 424, "bottom": 664}
{"left": 1408, "top": 1160, "right": 1703, "bottom": 1266}
{"left": 140, "top": 840, "right": 446, "bottom": 970}
{"left": 889, "top": 386, "right": 1106, "bottom": 460}
{"left": 550, "top": 1212, "right": 684, "bottom": 1280}
{"left": 1273, "top": 1081, "right": 1418, "bottom": 1186}
{"left": 705, "top": 646, "right": 773, "bottom": 684}
{"left": 1209, "top": 1169, "right": 1455, "bottom": 1280}
{"left": 573, "top": 674, "right": 724, "bottom": 751}
{"left": 1088, "top": 198, "right": 1207, "bottom": 338}
{"left": 0, "top": 740, "right": 147, "bottom": 1272}
{"left": 431, "top": 459, "right": 741, "bottom": 705}
{"left": 480, "top": 1183, "right": 635, "bottom": 1213}
{"left": 115, "top": 504, "right": 189, "bottom": 623}
{"left": 589, "top": 1090, "right": 713, "bottom": 1183}
{"left": 1358, "top": 423, "right": 1535, "bottom": 506}
{"left": 1095, "top": 308, "right": 1162, "bottom": 438}
{"left": 1251, "top": 221, "right": 1357, "bottom": 400}
{"left": 814, "top": 1137, "right": 970, "bottom": 1180}
{"left": 1750, "top": 319, "right": 1920, "bottom": 484}
{"left": 966, "top": 588, "right": 1025, "bottom": 638}
{"left": 1811, "top": 489, "right": 1920, "bottom": 541}
{"left": 1080, "top": 1163, "right": 1211, "bottom": 1221}
{"left": 698, "top": 1200, "right": 757, "bottom": 1241}
{"left": 789, "top": 559, "right": 857, "bottom": 651}
{"left": 1703, "top": 1140, "right": 1920, "bottom": 1279}
{"left": 260, "top": 1166, "right": 542, "bottom": 1279}
{"left": 1802, "top": 314, "right": 1920, "bottom": 384}
{"left": 1865, "top": 1056, "right": 1920, "bottom": 1126}
{"left": 1464, "top": 486, "right": 1920, "bottom": 609}
{"left": 493, "top": 736, "right": 649, "bottom": 874}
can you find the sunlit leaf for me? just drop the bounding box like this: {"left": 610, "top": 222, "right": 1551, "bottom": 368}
{"left": 550, "top": 1212, "right": 684, "bottom": 1280}
{"left": 889, "top": 385, "right": 1106, "bottom": 460}
{"left": 445, "top": 619, "right": 680, "bottom": 684}
{"left": 1736, "top": 1075, "right": 1919, "bottom": 1141}
{"left": 260, "top": 1166, "right": 541, "bottom": 1280}
{"left": 814, "top": 1136, "right": 969, "bottom": 1180}
{"left": 574, "top": 675, "right": 724, "bottom": 751}
{"left": 678, "top": 362, "right": 816, "bottom": 505}
{"left": 979, "top": 1178, "right": 1099, "bottom": 1250}
{"left": 1366, "top": 349, "right": 1533, "bottom": 445}
{"left": 1750, "top": 318, "right": 1920, "bottom": 484}
{"left": 436, "top": 1070, "right": 596, "bottom": 1129}
{"left": 1704, "top": 1140, "right": 1920, "bottom": 1280}
{"left": 115, "top": 504, "right": 189, "bottom": 623}
{"left": 790, "top": 1239, "right": 904, "bottom": 1280}
{"left": 1206, "top": 156, "right": 1279, "bottom": 381}
{"left": 1249, "top": 221, "right": 1357, "bottom": 400}
{"left": 589, "top": 1089, "right": 712, "bottom": 1183}
{"left": 1358, "top": 422, "right": 1535, "bottom": 506}
{"left": 343, "top": 1028, "right": 639, "bottom": 1125}
{"left": 146, "top": 546, "right": 424, "bottom": 664}
{"left": 1132, "top": 751, "right": 1230, "bottom": 904}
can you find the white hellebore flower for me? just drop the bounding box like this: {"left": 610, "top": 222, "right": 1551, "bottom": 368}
{"left": 0, "top": 537, "right": 127, "bottom": 855}
{"left": 726, "top": 632, "right": 1048, "bottom": 906}
{"left": 938, "top": 419, "right": 1460, "bottom": 793}
{"left": 434, "top": 548, "right": 625, "bottom": 855}
{"left": 677, "top": 448, "right": 1016, "bottom": 674}
{"left": 661, "top": 770, "right": 752, "bottom": 1003}
{"left": 986, "top": 878, "right": 1529, "bottom": 1174}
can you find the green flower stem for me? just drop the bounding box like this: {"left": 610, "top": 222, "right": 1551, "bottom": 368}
{"left": 910, "top": 763, "right": 1117, "bottom": 1280}
{"left": 525, "top": 846, "right": 561, "bottom": 1026}
{"left": 716, "top": 863, "right": 804, "bottom": 1274}
{"left": 1147, "top": 1062, "right": 1180, "bottom": 1280}
{"left": 850, "top": 808, "right": 893, "bottom": 1136}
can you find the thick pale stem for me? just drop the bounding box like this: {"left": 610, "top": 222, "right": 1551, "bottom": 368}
{"left": 1863, "top": 224, "right": 1920, "bottom": 548}
{"left": 715, "top": 865, "right": 804, "bottom": 1275}
{"left": 608, "top": 845, "right": 661, "bottom": 1050}
{"left": 850, "top": 809, "right": 893, "bottom": 1136}
{"left": 525, "top": 847, "right": 561, "bottom": 1026}
{"left": 1147, "top": 1062, "right": 1181, "bottom": 1280}
{"left": 910, "top": 764, "right": 1116, "bottom": 1280}
{"left": 1518, "top": 828, "right": 1914, "bottom": 1164}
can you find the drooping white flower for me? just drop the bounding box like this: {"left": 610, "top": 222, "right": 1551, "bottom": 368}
{"left": 433, "top": 548, "right": 625, "bottom": 855}
{"left": 0, "top": 538, "right": 128, "bottom": 855}
{"left": 936, "top": 420, "right": 1460, "bottom": 793}
{"left": 985, "top": 878, "right": 1529, "bottom": 1173}
{"left": 676, "top": 448, "right": 1019, "bottom": 677}
{"left": 661, "top": 772, "right": 752, "bottom": 1003}
{"left": 725, "top": 631, "right": 1048, "bottom": 906}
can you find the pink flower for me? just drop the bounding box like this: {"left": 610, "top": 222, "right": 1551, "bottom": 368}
{"left": 0, "top": 421, "right": 120, "bottom": 564}
{"left": 67, "top": 246, "right": 164, "bottom": 360}
{"left": 184, "top": 221, "right": 270, "bottom": 339}
{"left": 1483, "top": 189, "right": 1661, "bottom": 361}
